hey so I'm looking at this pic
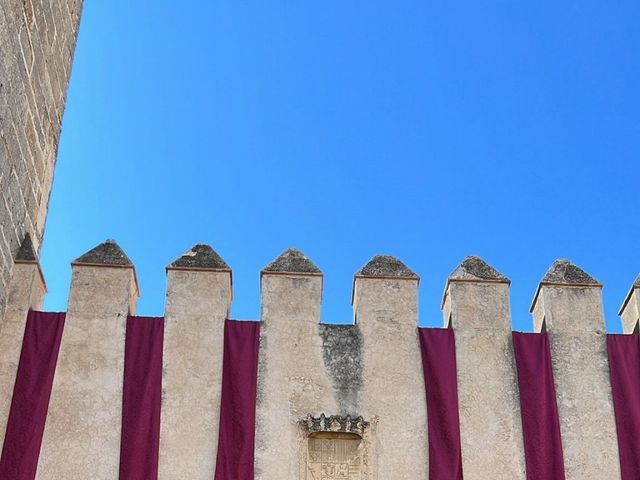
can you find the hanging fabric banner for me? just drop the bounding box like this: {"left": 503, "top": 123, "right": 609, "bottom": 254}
{"left": 512, "top": 332, "right": 565, "bottom": 480}
{"left": 0, "top": 310, "right": 65, "bottom": 480}
{"left": 214, "top": 319, "right": 260, "bottom": 480}
{"left": 119, "top": 316, "right": 164, "bottom": 480}
{"left": 607, "top": 334, "right": 640, "bottom": 480}
{"left": 419, "top": 328, "right": 464, "bottom": 480}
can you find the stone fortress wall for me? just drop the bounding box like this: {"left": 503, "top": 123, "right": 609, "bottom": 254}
{"left": 2, "top": 236, "right": 638, "bottom": 479}
{"left": 0, "top": 0, "right": 83, "bottom": 318}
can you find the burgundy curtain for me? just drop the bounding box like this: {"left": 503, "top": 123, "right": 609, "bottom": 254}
{"left": 419, "top": 328, "right": 463, "bottom": 480}
{"left": 119, "top": 316, "right": 164, "bottom": 480}
{"left": 607, "top": 334, "right": 640, "bottom": 480}
{"left": 512, "top": 332, "right": 565, "bottom": 480}
{"left": 214, "top": 319, "right": 260, "bottom": 480}
{"left": 0, "top": 310, "right": 65, "bottom": 480}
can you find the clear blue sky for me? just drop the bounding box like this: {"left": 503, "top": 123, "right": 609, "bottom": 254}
{"left": 41, "top": 1, "right": 639, "bottom": 331}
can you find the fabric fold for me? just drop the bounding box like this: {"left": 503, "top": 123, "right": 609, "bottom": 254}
{"left": 214, "top": 319, "right": 260, "bottom": 480}
{"left": 0, "top": 310, "right": 65, "bottom": 480}
{"left": 512, "top": 332, "right": 565, "bottom": 480}
{"left": 607, "top": 334, "right": 640, "bottom": 480}
{"left": 419, "top": 328, "right": 463, "bottom": 480}
{"left": 119, "top": 316, "right": 164, "bottom": 480}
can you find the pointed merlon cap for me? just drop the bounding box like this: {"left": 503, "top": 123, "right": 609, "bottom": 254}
{"left": 442, "top": 256, "right": 510, "bottom": 308}
{"left": 15, "top": 233, "right": 37, "bottom": 262}
{"left": 14, "top": 233, "right": 47, "bottom": 291}
{"left": 355, "top": 255, "right": 419, "bottom": 280}
{"left": 261, "top": 248, "right": 322, "bottom": 276}
{"left": 540, "top": 259, "right": 600, "bottom": 286}
{"left": 72, "top": 239, "right": 133, "bottom": 266}
{"left": 530, "top": 259, "right": 602, "bottom": 312}
{"left": 619, "top": 274, "right": 640, "bottom": 316}
{"left": 167, "top": 244, "right": 231, "bottom": 271}
{"left": 448, "top": 256, "right": 509, "bottom": 283}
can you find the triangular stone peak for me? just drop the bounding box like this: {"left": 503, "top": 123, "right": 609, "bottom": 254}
{"left": 541, "top": 259, "right": 600, "bottom": 286}
{"left": 73, "top": 239, "right": 133, "bottom": 266}
{"left": 262, "top": 248, "right": 321, "bottom": 275}
{"left": 15, "top": 233, "right": 37, "bottom": 262}
{"left": 618, "top": 274, "right": 640, "bottom": 318}
{"left": 168, "top": 244, "right": 230, "bottom": 270}
{"left": 356, "top": 255, "right": 418, "bottom": 279}
{"left": 448, "top": 256, "right": 510, "bottom": 283}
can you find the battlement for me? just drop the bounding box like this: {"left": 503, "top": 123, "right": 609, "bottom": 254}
{"left": 1, "top": 237, "right": 638, "bottom": 479}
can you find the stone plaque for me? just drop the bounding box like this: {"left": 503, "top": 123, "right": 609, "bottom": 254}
{"left": 306, "top": 434, "right": 363, "bottom": 480}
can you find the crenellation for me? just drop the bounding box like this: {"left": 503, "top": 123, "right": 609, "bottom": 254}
{"left": 159, "top": 244, "right": 231, "bottom": 479}
{"left": 0, "top": 240, "right": 638, "bottom": 477}
{"left": 444, "top": 256, "right": 526, "bottom": 480}
{"left": 531, "top": 259, "right": 620, "bottom": 480}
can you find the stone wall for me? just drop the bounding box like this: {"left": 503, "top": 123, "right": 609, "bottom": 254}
{"left": 1, "top": 240, "right": 638, "bottom": 479}
{"left": 0, "top": 0, "right": 82, "bottom": 316}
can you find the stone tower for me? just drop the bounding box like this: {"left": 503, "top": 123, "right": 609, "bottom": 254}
{"left": 0, "top": 0, "right": 83, "bottom": 316}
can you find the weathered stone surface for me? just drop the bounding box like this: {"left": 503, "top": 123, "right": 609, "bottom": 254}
{"left": 0, "top": 0, "right": 83, "bottom": 318}
{"left": 73, "top": 239, "right": 133, "bottom": 266}
{"left": 443, "top": 267, "right": 525, "bottom": 479}
{"left": 262, "top": 248, "right": 321, "bottom": 274}
{"left": 532, "top": 266, "right": 619, "bottom": 480}
{"left": 354, "top": 273, "right": 427, "bottom": 479}
{"left": 357, "top": 255, "right": 418, "bottom": 278}
{"left": 319, "top": 324, "right": 363, "bottom": 414}
{"left": 37, "top": 262, "right": 137, "bottom": 479}
{"left": 541, "top": 259, "right": 600, "bottom": 285}
{"left": 158, "top": 269, "right": 231, "bottom": 479}
{"left": 169, "top": 244, "right": 230, "bottom": 270}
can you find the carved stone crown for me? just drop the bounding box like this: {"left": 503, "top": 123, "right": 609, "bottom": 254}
{"left": 302, "top": 414, "right": 369, "bottom": 437}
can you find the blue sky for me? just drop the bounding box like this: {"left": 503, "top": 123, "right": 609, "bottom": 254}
{"left": 41, "top": 1, "right": 639, "bottom": 331}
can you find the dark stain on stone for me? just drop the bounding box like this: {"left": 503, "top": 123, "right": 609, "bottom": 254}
{"left": 319, "top": 324, "right": 363, "bottom": 416}
{"left": 357, "top": 255, "right": 418, "bottom": 278}
{"left": 15, "top": 233, "right": 37, "bottom": 261}
{"left": 263, "top": 248, "right": 321, "bottom": 274}
{"left": 542, "top": 259, "right": 600, "bottom": 285}
{"left": 73, "top": 239, "right": 132, "bottom": 266}
{"left": 169, "top": 244, "right": 229, "bottom": 269}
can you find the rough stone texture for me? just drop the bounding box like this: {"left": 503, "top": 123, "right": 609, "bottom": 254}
{"left": 319, "top": 324, "right": 363, "bottom": 414}
{"left": 448, "top": 255, "right": 510, "bottom": 282}
{"left": 532, "top": 279, "right": 620, "bottom": 480}
{"left": 169, "top": 243, "right": 230, "bottom": 270}
{"left": 158, "top": 268, "right": 231, "bottom": 479}
{"left": 356, "top": 255, "right": 418, "bottom": 278}
{"left": 37, "top": 263, "right": 137, "bottom": 479}
{"left": 0, "top": 0, "right": 83, "bottom": 318}
{"left": 255, "top": 270, "right": 340, "bottom": 479}
{"left": 354, "top": 275, "right": 427, "bottom": 480}
{"left": 262, "top": 248, "right": 321, "bottom": 274}
{"left": 0, "top": 261, "right": 45, "bottom": 450}
{"left": 619, "top": 275, "right": 640, "bottom": 334}
{"left": 541, "top": 259, "right": 600, "bottom": 285}
{"left": 73, "top": 239, "right": 133, "bottom": 266}
{"left": 443, "top": 268, "right": 526, "bottom": 479}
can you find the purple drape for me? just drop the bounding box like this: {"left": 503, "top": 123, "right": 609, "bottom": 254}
{"left": 419, "top": 328, "right": 463, "bottom": 480}
{"left": 214, "top": 319, "right": 260, "bottom": 480}
{"left": 0, "top": 310, "right": 65, "bottom": 480}
{"left": 119, "top": 316, "right": 164, "bottom": 480}
{"left": 607, "top": 334, "right": 640, "bottom": 480}
{"left": 512, "top": 332, "right": 565, "bottom": 480}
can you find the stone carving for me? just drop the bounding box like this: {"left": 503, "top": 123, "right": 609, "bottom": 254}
{"left": 306, "top": 435, "right": 363, "bottom": 480}
{"left": 303, "top": 414, "right": 369, "bottom": 438}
